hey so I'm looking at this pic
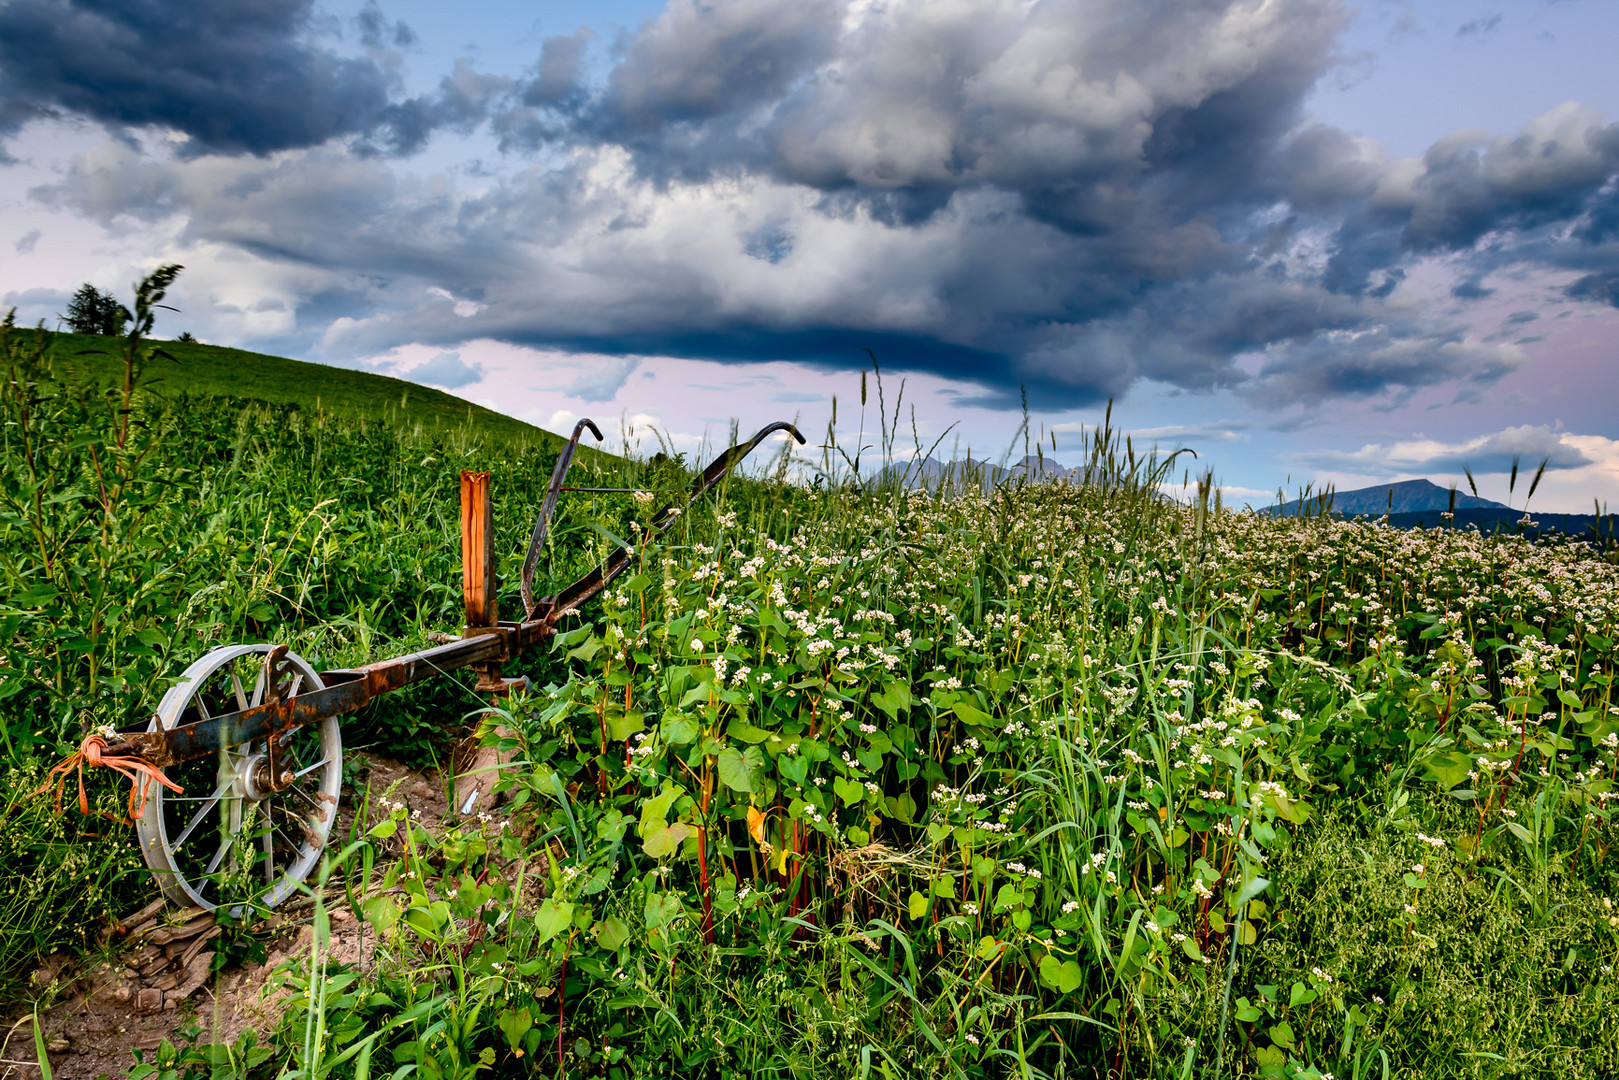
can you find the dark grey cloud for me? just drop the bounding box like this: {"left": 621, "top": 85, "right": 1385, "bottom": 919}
{"left": 1567, "top": 270, "right": 1619, "bottom": 307}
{"left": 14, "top": 228, "right": 39, "bottom": 253}
{"left": 17, "top": 0, "right": 1619, "bottom": 415}
{"left": 0, "top": 0, "right": 494, "bottom": 155}
{"left": 1249, "top": 325, "right": 1522, "bottom": 408}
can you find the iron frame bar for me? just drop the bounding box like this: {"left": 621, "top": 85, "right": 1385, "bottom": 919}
{"left": 100, "top": 418, "right": 807, "bottom": 771}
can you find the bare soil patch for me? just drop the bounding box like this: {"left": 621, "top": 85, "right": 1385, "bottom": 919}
{"left": 2, "top": 754, "right": 451, "bottom": 1080}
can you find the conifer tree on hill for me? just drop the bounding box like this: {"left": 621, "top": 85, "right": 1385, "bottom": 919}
{"left": 61, "top": 283, "right": 126, "bottom": 336}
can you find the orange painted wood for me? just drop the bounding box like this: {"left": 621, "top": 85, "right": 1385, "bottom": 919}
{"left": 460, "top": 471, "right": 496, "bottom": 628}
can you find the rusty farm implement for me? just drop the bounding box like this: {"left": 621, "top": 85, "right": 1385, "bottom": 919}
{"left": 49, "top": 419, "right": 805, "bottom": 912}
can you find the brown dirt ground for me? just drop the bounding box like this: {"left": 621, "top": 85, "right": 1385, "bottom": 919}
{"left": 1, "top": 753, "right": 454, "bottom": 1080}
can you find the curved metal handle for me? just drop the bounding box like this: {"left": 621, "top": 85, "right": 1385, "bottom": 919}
{"left": 543, "top": 420, "right": 806, "bottom": 624}
{"left": 521, "top": 418, "right": 604, "bottom": 618}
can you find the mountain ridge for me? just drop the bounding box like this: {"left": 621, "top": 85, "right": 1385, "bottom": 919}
{"left": 1262, "top": 478, "right": 1509, "bottom": 517}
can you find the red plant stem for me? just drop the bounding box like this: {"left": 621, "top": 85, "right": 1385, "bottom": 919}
{"left": 557, "top": 957, "right": 568, "bottom": 1076}
{"left": 698, "top": 781, "right": 714, "bottom": 943}
{"left": 697, "top": 825, "right": 714, "bottom": 944}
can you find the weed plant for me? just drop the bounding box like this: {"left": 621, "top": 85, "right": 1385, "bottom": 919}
{"left": 263, "top": 399, "right": 1618, "bottom": 1078}
{"left": 5, "top": 315, "right": 1619, "bottom": 1076}
{"left": 0, "top": 302, "right": 601, "bottom": 981}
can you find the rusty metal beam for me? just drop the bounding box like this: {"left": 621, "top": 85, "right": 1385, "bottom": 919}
{"left": 521, "top": 418, "right": 604, "bottom": 618}
{"left": 541, "top": 420, "right": 805, "bottom": 624}
{"left": 102, "top": 417, "right": 804, "bottom": 771}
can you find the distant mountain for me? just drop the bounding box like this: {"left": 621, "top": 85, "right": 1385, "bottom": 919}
{"left": 878, "top": 454, "right": 1143, "bottom": 492}
{"left": 1383, "top": 508, "right": 1619, "bottom": 543}
{"left": 1262, "top": 478, "right": 1508, "bottom": 517}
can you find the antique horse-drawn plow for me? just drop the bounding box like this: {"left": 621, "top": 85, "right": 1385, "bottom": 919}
{"left": 51, "top": 419, "right": 804, "bottom": 912}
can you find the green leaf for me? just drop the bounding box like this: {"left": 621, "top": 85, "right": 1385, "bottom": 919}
{"left": 1057, "top": 960, "right": 1084, "bottom": 994}
{"left": 606, "top": 710, "right": 645, "bottom": 741}
{"left": 362, "top": 895, "right": 400, "bottom": 936}
{"left": 908, "top": 891, "right": 929, "bottom": 920}
{"left": 642, "top": 822, "right": 693, "bottom": 858}
{"left": 726, "top": 719, "right": 773, "bottom": 743}
{"left": 661, "top": 714, "right": 699, "bottom": 745}
{"left": 639, "top": 785, "right": 684, "bottom": 834}
{"left": 1423, "top": 749, "right": 1473, "bottom": 790}
{"left": 645, "top": 890, "right": 683, "bottom": 930}
{"left": 718, "top": 747, "right": 753, "bottom": 793}
{"left": 496, "top": 1008, "right": 532, "bottom": 1053}
{"left": 594, "top": 916, "right": 631, "bottom": 951}
{"left": 952, "top": 701, "right": 993, "bottom": 727}
{"left": 1232, "top": 875, "right": 1270, "bottom": 909}
{"left": 871, "top": 681, "right": 912, "bottom": 719}
{"left": 534, "top": 899, "right": 575, "bottom": 944}
{"left": 833, "top": 775, "right": 864, "bottom": 806}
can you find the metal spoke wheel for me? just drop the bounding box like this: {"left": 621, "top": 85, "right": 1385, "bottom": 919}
{"left": 136, "top": 644, "right": 342, "bottom": 912}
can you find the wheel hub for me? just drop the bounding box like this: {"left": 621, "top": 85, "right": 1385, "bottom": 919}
{"left": 239, "top": 751, "right": 293, "bottom": 800}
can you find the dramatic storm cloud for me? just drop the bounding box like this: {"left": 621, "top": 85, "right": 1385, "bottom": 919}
{"left": 5, "top": 0, "right": 1619, "bottom": 414}
{"left": 0, "top": 0, "right": 503, "bottom": 155}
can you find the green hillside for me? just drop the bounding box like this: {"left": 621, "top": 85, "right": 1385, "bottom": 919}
{"left": 42, "top": 330, "right": 553, "bottom": 445}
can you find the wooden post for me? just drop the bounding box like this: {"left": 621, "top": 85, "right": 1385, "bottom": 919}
{"left": 460, "top": 471, "right": 496, "bottom": 629}
{"left": 456, "top": 470, "right": 513, "bottom": 818}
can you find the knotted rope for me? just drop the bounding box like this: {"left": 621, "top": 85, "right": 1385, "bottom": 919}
{"left": 39, "top": 736, "right": 184, "bottom": 822}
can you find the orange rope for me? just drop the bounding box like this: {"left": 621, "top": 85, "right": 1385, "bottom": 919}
{"left": 39, "top": 736, "right": 184, "bottom": 823}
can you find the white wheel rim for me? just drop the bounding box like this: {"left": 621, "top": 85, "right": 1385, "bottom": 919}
{"left": 136, "top": 644, "right": 342, "bottom": 912}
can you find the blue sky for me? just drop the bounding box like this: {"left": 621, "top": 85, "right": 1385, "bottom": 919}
{"left": 3, "top": 0, "right": 1617, "bottom": 510}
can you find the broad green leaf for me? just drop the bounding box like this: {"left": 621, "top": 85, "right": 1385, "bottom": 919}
{"left": 718, "top": 747, "right": 753, "bottom": 793}
{"left": 726, "top": 719, "right": 773, "bottom": 743}
{"left": 1423, "top": 749, "right": 1473, "bottom": 790}
{"left": 496, "top": 1008, "right": 532, "bottom": 1052}
{"left": 606, "top": 710, "right": 645, "bottom": 741}
{"left": 362, "top": 895, "right": 399, "bottom": 936}
{"left": 534, "top": 899, "right": 575, "bottom": 943}
{"left": 594, "top": 916, "right": 631, "bottom": 951}
{"left": 644, "top": 890, "right": 683, "bottom": 930}
{"left": 639, "top": 785, "right": 684, "bottom": 834}
{"left": 661, "top": 714, "right": 699, "bottom": 745}
{"left": 642, "top": 821, "right": 694, "bottom": 858}
{"left": 952, "top": 701, "right": 993, "bottom": 727}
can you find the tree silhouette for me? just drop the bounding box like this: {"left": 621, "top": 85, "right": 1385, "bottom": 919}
{"left": 61, "top": 283, "right": 126, "bottom": 335}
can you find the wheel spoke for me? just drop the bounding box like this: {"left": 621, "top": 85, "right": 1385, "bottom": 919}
{"left": 144, "top": 645, "right": 338, "bottom": 912}
{"left": 273, "top": 821, "right": 304, "bottom": 856}
{"left": 170, "top": 778, "right": 232, "bottom": 851}
{"left": 203, "top": 835, "right": 233, "bottom": 876}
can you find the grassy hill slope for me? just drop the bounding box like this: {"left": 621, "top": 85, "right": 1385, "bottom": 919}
{"left": 43, "top": 331, "right": 551, "bottom": 445}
